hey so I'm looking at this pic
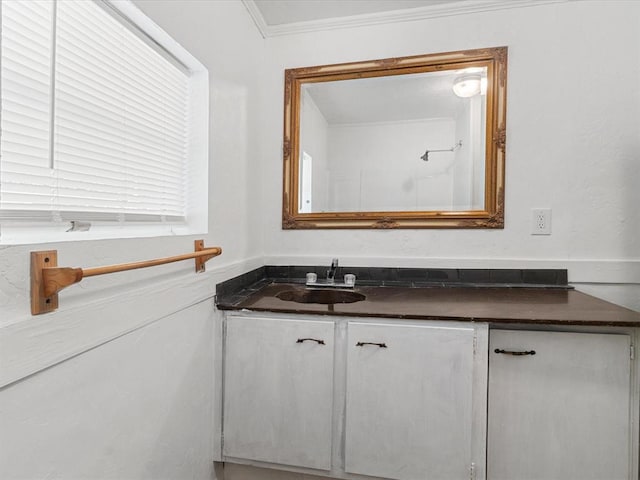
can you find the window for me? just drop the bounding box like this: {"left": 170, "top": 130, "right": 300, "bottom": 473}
{"left": 0, "top": 0, "right": 208, "bottom": 244}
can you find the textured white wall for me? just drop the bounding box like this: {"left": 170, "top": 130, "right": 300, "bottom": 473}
{"left": 0, "top": 301, "right": 215, "bottom": 480}
{"left": 0, "top": 1, "right": 264, "bottom": 478}
{"left": 260, "top": 0, "right": 640, "bottom": 310}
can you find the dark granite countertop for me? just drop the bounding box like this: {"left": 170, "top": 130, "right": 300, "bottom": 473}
{"left": 217, "top": 282, "right": 640, "bottom": 327}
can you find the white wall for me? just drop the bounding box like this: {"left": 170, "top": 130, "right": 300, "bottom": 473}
{"left": 0, "top": 1, "right": 265, "bottom": 478}
{"left": 300, "top": 90, "right": 330, "bottom": 211}
{"left": 0, "top": 300, "right": 215, "bottom": 480}
{"left": 261, "top": 0, "right": 640, "bottom": 311}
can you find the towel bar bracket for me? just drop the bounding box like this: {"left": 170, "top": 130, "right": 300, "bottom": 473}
{"left": 195, "top": 239, "right": 217, "bottom": 273}
{"left": 30, "top": 250, "right": 61, "bottom": 315}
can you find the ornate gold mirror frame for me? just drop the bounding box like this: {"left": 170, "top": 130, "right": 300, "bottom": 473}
{"left": 282, "top": 47, "right": 507, "bottom": 229}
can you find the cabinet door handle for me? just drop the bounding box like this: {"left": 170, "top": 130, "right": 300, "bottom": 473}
{"left": 356, "top": 341, "right": 387, "bottom": 348}
{"left": 494, "top": 348, "right": 536, "bottom": 356}
{"left": 296, "top": 338, "right": 325, "bottom": 345}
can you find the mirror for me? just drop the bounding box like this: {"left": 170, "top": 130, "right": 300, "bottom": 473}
{"left": 282, "top": 47, "right": 507, "bottom": 229}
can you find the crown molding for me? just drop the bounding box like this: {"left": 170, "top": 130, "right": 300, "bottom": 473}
{"left": 241, "top": 0, "right": 269, "bottom": 38}
{"left": 241, "top": 0, "right": 568, "bottom": 38}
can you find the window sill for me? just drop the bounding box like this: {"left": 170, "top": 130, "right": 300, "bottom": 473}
{"left": 0, "top": 222, "right": 205, "bottom": 245}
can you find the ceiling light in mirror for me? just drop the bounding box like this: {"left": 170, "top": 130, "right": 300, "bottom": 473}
{"left": 452, "top": 74, "right": 482, "bottom": 97}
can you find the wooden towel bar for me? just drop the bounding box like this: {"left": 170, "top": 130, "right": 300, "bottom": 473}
{"left": 30, "top": 240, "right": 222, "bottom": 315}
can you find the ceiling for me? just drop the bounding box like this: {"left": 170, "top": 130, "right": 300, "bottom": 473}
{"left": 243, "top": 0, "right": 565, "bottom": 36}
{"left": 252, "top": 0, "right": 457, "bottom": 26}
{"left": 303, "top": 70, "right": 471, "bottom": 125}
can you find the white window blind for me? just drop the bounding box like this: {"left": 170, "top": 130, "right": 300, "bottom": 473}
{"left": 1, "top": 0, "right": 55, "bottom": 217}
{"left": 1, "top": 0, "right": 208, "bottom": 242}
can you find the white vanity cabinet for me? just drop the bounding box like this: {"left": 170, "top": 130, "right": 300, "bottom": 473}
{"left": 488, "top": 329, "right": 633, "bottom": 480}
{"left": 223, "top": 315, "right": 335, "bottom": 470}
{"left": 345, "top": 322, "right": 488, "bottom": 480}
{"left": 220, "top": 312, "right": 638, "bottom": 480}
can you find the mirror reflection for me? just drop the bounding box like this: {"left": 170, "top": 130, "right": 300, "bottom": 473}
{"left": 298, "top": 68, "right": 487, "bottom": 213}
{"left": 283, "top": 47, "right": 507, "bottom": 229}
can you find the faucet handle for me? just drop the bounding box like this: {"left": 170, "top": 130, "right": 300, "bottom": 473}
{"left": 331, "top": 258, "right": 339, "bottom": 268}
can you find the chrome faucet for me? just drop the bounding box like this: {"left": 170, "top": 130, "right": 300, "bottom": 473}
{"left": 327, "top": 258, "right": 339, "bottom": 283}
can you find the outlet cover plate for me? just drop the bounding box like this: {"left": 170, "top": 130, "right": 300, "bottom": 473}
{"left": 531, "top": 208, "right": 552, "bottom": 235}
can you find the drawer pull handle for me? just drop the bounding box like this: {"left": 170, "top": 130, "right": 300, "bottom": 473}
{"left": 356, "top": 341, "right": 387, "bottom": 348}
{"left": 296, "top": 338, "right": 325, "bottom": 345}
{"left": 494, "top": 348, "right": 536, "bottom": 356}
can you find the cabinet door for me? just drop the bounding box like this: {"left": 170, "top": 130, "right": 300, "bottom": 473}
{"left": 345, "top": 322, "right": 487, "bottom": 480}
{"left": 223, "top": 315, "right": 334, "bottom": 470}
{"left": 488, "top": 330, "right": 631, "bottom": 480}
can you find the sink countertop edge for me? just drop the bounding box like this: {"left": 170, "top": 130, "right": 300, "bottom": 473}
{"left": 216, "top": 282, "right": 640, "bottom": 328}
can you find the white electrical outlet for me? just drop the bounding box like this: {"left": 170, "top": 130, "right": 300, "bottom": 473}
{"left": 531, "top": 208, "right": 552, "bottom": 235}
